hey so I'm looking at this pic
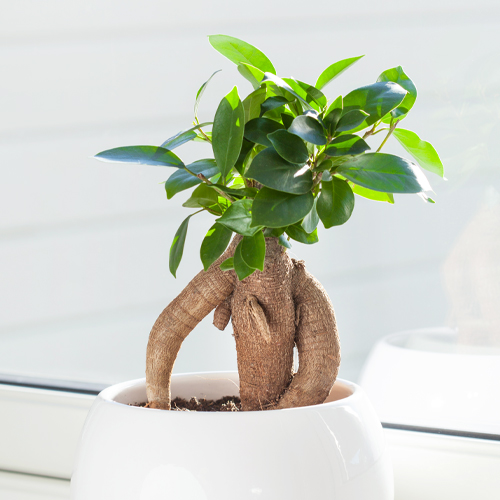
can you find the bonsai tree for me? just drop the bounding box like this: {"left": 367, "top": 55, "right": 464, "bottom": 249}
{"left": 95, "top": 35, "right": 443, "bottom": 411}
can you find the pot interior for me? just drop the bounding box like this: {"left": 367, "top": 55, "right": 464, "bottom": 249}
{"left": 108, "top": 372, "right": 354, "bottom": 407}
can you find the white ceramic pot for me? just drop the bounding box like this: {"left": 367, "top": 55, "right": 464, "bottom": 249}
{"left": 71, "top": 372, "right": 393, "bottom": 500}
{"left": 359, "top": 327, "right": 500, "bottom": 435}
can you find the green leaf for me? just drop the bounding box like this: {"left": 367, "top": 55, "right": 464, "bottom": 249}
{"left": 241, "top": 231, "right": 266, "bottom": 271}
{"left": 234, "top": 138, "right": 254, "bottom": 175}
{"left": 244, "top": 117, "right": 284, "bottom": 147}
{"left": 165, "top": 159, "right": 219, "bottom": 199}
{"left": 336, "top": 153, "right": 432, "bottom": 193}
{"left": 220, "top": 257, "right": 234, "bottom": 271}
{"left": 234, "top": 240, "right": 256, "bottom": 280}
{"left": 242, "top": 88, "right": 267, "bottom": 123}
{"left": 281, "top": 113, "right": 294, "bottom": 129}
{"left": 377, "top": 66, "right": 417, "bottom": 120}
{"left": 325, "top": 134, "right": 371, "bottom": 157}
{"left": 335, "top": 110, "right": 369, "bottom": 133}
{"left": 208, "top": 184, "right": 258, "bottom": 199}
{"left": 317, "top": 178, "right": 355, "bottom": 228}
{"left": 200, "top": 223, "right": 233, "bottom": 271}
{"left": 217, "top": 199, "right": 261, "bottom": 236}
{"left": 209, "top": 35, "right": 276, "bottom": 74}
{"left": 392, "top": 129, "right": 444, "bottom": 177}
{"left": 282, "top": 78, "right": 327, "bottom": 110}
{"left": 195, "top": 70, "right": 221, "bottom": 118}
{"left": 182, "top": 183, "right": 219, "bottom": 208}
{"left": 237, "top": 63, "right": 265, "bottom": 89}
{"left": 288, "top": 115, "right": 327, "bottom": 145}
{"left": 267, "top": 129, "right": 310, "bottom": 164}
{"left": 252, "top": 188, "right": 314, "bottom": 228}
{"left": 169, "top": 215, "right": 192, "bottom": 278}
{"left": 245, "top": 147, "right": 312, "bottom": 194}
{"left": 261, "top": 96, "right": 290, "bottom": 116}
{"left": 323, "top": 95, "right": 343, "bottom": 135}
{"left": 212, "top": 86, "right": 245, "bottom": 180}
{"left": 343, "top": 82, "right": 407, "bottom": 130}
{"left": 278, "top": 234, "right": 292, "bottom": 249}
{"left": 95, "top": 145, "right": 184, "bottom": 168}
{"left": 261, "top": 73, "right": 314, "bottom": 110}
{"left": 301, "top": 197, "right": 319, "bottom": 233}
{"left": 316, "top": 56, "right": 364, "bottom": 90}
{"left": 286, "top": 224, "right": 319, "bottom": 244}
{"left": 351, "top": 184, "right": 394, "bottom": 204}
{"left": 161, "top": 123, "right": 212, "bottom": 150}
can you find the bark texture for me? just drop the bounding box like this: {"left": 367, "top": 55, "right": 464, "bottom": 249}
{"left": 146, "top": 236, "right": 340, "bottom": 411}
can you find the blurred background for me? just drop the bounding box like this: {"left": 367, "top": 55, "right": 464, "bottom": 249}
{"left": 1, "top": 0, "right": 499, "bottom": 388}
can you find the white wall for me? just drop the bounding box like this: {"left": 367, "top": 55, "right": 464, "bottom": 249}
{"left": 1, "top": 0, "right": 499, "bottom": 385}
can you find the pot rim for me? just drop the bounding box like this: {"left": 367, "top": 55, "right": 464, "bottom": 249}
{"left": 97, "top": 371, "right": 360, "bottom": 416}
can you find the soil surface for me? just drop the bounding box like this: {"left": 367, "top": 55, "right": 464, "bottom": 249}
{"left": 131, "top": 396, "right": 242, "bottom": 412}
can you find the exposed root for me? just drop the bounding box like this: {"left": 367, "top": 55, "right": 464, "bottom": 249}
{"left": 213, "top": 296, "right": 232, "bottom": 331}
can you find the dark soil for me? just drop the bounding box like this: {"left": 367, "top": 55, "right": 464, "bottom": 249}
{"left": 131, "top": 396, "right": 242, "bottom": 412}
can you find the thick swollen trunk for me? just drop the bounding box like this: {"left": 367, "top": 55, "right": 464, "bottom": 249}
{"left": 146, "top": 237, "right": 340, "bottom": 411}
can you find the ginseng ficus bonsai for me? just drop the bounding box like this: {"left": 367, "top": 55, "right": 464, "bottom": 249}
{"left": 95, "top": 35, "right": 443, "bottom": 411}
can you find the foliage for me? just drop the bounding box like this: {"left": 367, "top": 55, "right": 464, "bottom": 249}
{"left": 95, "top": 35, "right": 443, "bottom": 280}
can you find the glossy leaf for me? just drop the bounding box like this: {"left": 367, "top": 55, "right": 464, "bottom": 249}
{"left": 377, "top": 66, "right": 417, "bottom": 120}
{"left": 220, "top": 257, "right": 234, "bottom": 271}
{"left": 195, "top": 70, "right": 221, "bottom": 118}
{"left": 242, "top": 88, "right": 266, "bottom": 123}
{"left": 217, "top": 199, "right": 261, "bottom": 236}
{"left": 244, "top": 117, "right": 284, "bottom": 147}
{"left": 282, "top": 78, "right": 327, "bottom": 110}
{"left": 281, "top": 112, "right": 294, "bottom": 129}
{"left": 351, "top": 184, "right": 394, "bottom": 204}
{"left": 252, "top": 188, "right": 314, "bottom": 228}
{"left": 241, "top": 231, "right": 266, "bottom": 271}
{"left": 182, "top": 183, "right": 219, "bottom": 208}
{"left": 95, "top": 145, "right": 184, "bottom": 168}
{"left": 278, "top": 234, "right": 292, "bottom": 249}
{"left": 335, "top": 110, "right": 369, "bottom": 133}
{"left": 238, "top": 63, "right": 265, "bottom": 89}
{"left": 301, "top": 197, "right": 319, "bottom": 233}
{"left": 316, "top": 56, "right": 364, "bottom": 90}
{"left": 162, "top": 123, "right": 213, "bottom": 150}
{"left": 169, "top": 215, "right": 191, "bottom": 277}
{"left": 343, "top": 82, "right": 407, "bottom": 130}
{"left": 261, "top": 96, "right": 290, "bottom": 116}
{"left": 286, "top": 224, "right": 319, "bottom": 244}
{"left": 288, "top": 115, "right": 327, "bottom": 145}
{"left": 323, "top": 95, "right": 343, "bottom": 135}
{"left": 234, "top": 138, "right": 254, "bottom": 174}
{"left": 261, "top": 73, "right": 314, "bottom": 110}
{"left": 234, "top": 240, "right": 256, "bottom": 280}
{"left": 209, "top": 35, "right": 276, "bottom": 74}
{"left": 393, "top": 129, "right": 444, "bottom": 177}
{"left": 212, "top": 86, "right": 245, "bottom": 180}
{"left": 208, "top": 184, "right": 258, "bottom": 199}
{"left": 267, "top": 129, "right": 309, "bottom": 164}
{"left": 245, "top": 147, "right": 312, "bottom": 194}
{"left": 165, "top": 159, "right": 218, "bottom": 199}
{"left": 325, "top": 134, "right": 371, "bottom": 157}
{"left": 317, "top": 178, "right": 355, "bottom": 228}
{"left": 200, "top": 223, "right": 233, "bottom": 271}
{"left": 336, "top": 153, "right": 432, "bottom": 193}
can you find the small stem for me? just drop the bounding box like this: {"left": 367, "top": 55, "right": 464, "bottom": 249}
{"left": 197, "top": 173, "right": 235, "bottom": 202}
{"left": 199, "top": 128, "right": 211, "bottom": 143}
{"left": 312, "top": 171, "right": 323, "bottom": 189}
{"left": 363, "top": 123, "right": 377, "bottom": 139}
{"left": 376, "top": 119, "right": 399, "bottom": 153}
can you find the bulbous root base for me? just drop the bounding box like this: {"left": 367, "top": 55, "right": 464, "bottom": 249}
{"left": 146, "top": 237, "right": 340, "bottom": 411}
